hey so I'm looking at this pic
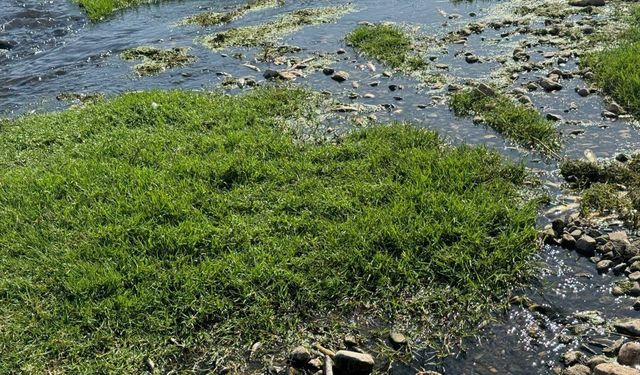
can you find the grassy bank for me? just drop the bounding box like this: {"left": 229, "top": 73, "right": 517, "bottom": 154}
{"left": 582, "top": 5, "right": 640, "bottom": 116}
{"left": 0, "top": 87, "right": 538, "bottom": 373}
{"left": 450, "top": 87, "right": 561, "bottom": 153}
{"left": 346, "top": 24, "right": 426, "bottom": 69}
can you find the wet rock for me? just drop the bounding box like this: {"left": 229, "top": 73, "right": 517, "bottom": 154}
{"left": 602, "top": 110, "right": 618, "bottom": 118}
{"left": 597, "top": 260, "right": 613, "bottom": 272}
{"left": 539, "top": 78, "right": 563, "bottom": 92}
{"left": 613, "top": 286, "right": 627, "bottom": 296}
{"left": 332, "top": 71, "right": 349, "bottom": 82}
{"left": 322, "top": 67, "right": 335, "bottom": 75}
{"left": 263, "top": 69, "right": 279, "bottom": 79}
{"left": 290, "top": 346, "right": 311, "bottom": 367}
{"left": 606, "top": 101, "right": 626, "bottom": 116}
{"left": 465, "top": 54, "right": 480, "bottom": 64}
{"left": 564, "top": 350, "right": 586, "bottom": 366}
{"left": 630, "top": 272, "right": 640, "bottom": 282}
{"left": 634, "top": 298, "right": 640, "bottom": 310}
{"left": 0, "top": 39, "right": 16, "bottom": 50}
{"left": 344, "top": 335, "right": 358, "bottom": 347}
{"left": 475, "top": 83, "right": 495, "bottom": 97}
{"left": 616, "top": 154, "right": 631, "bottom": 163}
{"left": 552, "top": 218, "right": 566, "bottom": 234}
{"left": 576, "top": 88, "right": 590, "bottom": 97}
{"left": 570, "top": 0, "right": 605, "bottom": 7}
{"left": 614, "top": 319, "right": 640, "bottom": 337}
{"left": 630, "top": 261, "right": 640, "bottom": 273}
{"left": 336, "top": 48, "right": 346, "bottom": 55}
{"left": 547, "top": 113, "right": 564, "bottom": 122}
{"left": 562, "top": 233, "right": 577, "bottom": 248}
{"left": 382, "top": 71, "right": 392, "bottom": 78}
{"left": 618, "top": 342, "right": 640, "bottom": 367}
{"left": 594, "top": 363, "right": 640, "bottom": 375}
{"left": 564, "top": 364, "right": 591, "bottom": 375}
{"left": 604, "top": 339, "right": 626, "bottom": 357}
{"left": 388, "top": 84, "right": 402, "bottom": 91}
{"left": 334, "top": 350, "right": 374, "bottom": 375}
{"left": 389, "top": 332, "right": 407, "bottom": 348}
{"left": 576, "top": 235, "right": 597, "bottom": 256}
{"left": 628, "top": 282, "right": 640, "bottom": 297}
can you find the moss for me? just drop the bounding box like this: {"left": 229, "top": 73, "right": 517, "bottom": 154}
{"left": 0, "top": 87, "right": 538, "bottom": 373}
{"left": 199, "top": 6, "right": 353, "bottom": 50}
{"left": 77, "top": 0, "right": 165, "bottom": 21}
{"left": 181, "top": 0, "right": 282, "bottom": 27}
{"left": 120, "top": 46, "right": 195, "bottom": 76}
{"left": 449, "top": 87, "right": 561, "bottom": 153}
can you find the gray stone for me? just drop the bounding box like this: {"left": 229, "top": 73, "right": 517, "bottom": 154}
{"left": 570, "top": 0, "right": 605, "bottom": 6}
{"left": 563, "top": 364, "right": 591, "bottom": 375}
{"left": 465, "top": 54, "right": 480, "bottom": 63}
{"left": 563, "top": 350, "right": 585, "bottom": 366}
{"left": 331, "top": 71, "right": 349, "bottom": 82}
{"left": 577, "top": 88, "right": 590, "bottom": 97}
{"left": 562, "top": 233, "right": 577, "bottom": 248}
{"left": 597, "top": 260, "right": 614, "bottom": 272}
{"left": 389, "top": 332, "right": 407, "bottom": 348}
{"left": 587, "top": 355, "right": 609, "bottom": 369}
{"left": 334, "top": 350, "right": 375, "bottom": 375}
{"left": 539, "top": 78, "right": 563, "bottom": 92}
{"left": 576, "top": 235, "right": 597, "bottom": 256}
{"left": 290, "top": 346, "right": 311, "bottom": 366}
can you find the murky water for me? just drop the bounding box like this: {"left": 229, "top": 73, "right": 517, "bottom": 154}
{"left": 2, "top": 0, "right": 640, "bottom": 373}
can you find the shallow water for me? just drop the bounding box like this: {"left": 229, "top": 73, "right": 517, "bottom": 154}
{"left": 2, "top": 0, "right": 640, "bottom": 373}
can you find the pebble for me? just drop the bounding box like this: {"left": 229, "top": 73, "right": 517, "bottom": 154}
{"left": 332, "top": 71, "right": 350, "bottom": 82}
{"left": 389, "top": 332, "right": 407, "bottom": 348}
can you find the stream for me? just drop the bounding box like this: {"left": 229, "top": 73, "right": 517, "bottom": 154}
{"left": 2, "top": 0, "right": 640, "bottom": 373}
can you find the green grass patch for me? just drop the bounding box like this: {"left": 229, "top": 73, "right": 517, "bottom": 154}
{"left": 181, "top": 0, "right": 282, "bottom": 27}
{"left": 582, "top": 5, "right": 640, "bottom": 116}
{"left": 560, "top": 156, "right": 640, "bottom": 225}
{"left": 346, "top": 24, "right": 421, "bottom": 69}
{"left": 120, "top": 46, "right": 195, "bottom": 76}
{"left": 450, "top": 88, "right": 561, "bottom": 153}
{"left": 199, "top": 6, "right": 353, "bottom": 50}
{"left": 0, "top": 87, "right": 538, "bottom": 373}
{"left": 76, "top": 0, "right": 165, "bottom": 21}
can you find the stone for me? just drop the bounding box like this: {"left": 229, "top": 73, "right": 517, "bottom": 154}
{"left": 539, "top": 78, "right": 563, "bottom": 91}
{"left": 617, "top": 154, "right": 631, "bottom": 163}
{"left": 465, "top": 54, "right": 480, "bottom": 63}
{"left": 563, "top": 364, "right": 592, "bottom": 375}
{"left": 613, "top": 286, "right": 626, "bottom": 296}
{"left": 610, "top": 231, "right": 629, "bottom": 243}
{"left": 0, "top": 39, "right": 16, "bottom": 50}
{"left": 576, "top": 235, "right": 597, "bottom": 256}
{"left": 570, "top": 0, "right": 605, "bottom": 7}
{"left": 344, "top": 335, "right": 358, "bottom": 347}
{"left": 597, "top": 260, "right": 614, "bottom": 272}
{"left": 631, "top": 261, "right": 640, "bottom": 273}
{"left": 322, "top": 67, "right": 335, "bottom": 75}
{"left": 332, "top": 71, "right": 349, "bottom": 82}
{"left": 618, "top": 342, "right": 640, "bottom": 367}
{"left": 628, "top": 282, "right": 640, "bottom": 297}
{"left": 615, "top": 319, "right": 640, "bottom": 337}
{"left": 630, "top": 272, "right": 640, "bottom": 281}
{"left": 389, "top": 332, "right": 407, "bottom": 348}
{"left": 576, "top": 88, "right": 590, "bottom": 97}
{"left": 547, "top": 113, "right": 564, "bottom": 121}
{"left": 290, "top": 346, "right": 311, "bottom": 366}
{"left": 334, "top": 350, "right": 375, "bottom": 375}
{"left": 587, "top": 356, "right": 609, "bottom": 369}
{"left": 475, "top": 83, "right": 496, "bottom": 97}
{"left": 606, "top": 102, "right": 626, "bottom": 116}
{"left": 564, "top": 350, "right": 585, "bottom": 366}
{"left": 562, "top": 233, "right": 577, "bottom": 248}
{"left": 634, "top": 298, "right": 640, "bottom": 310}
{"left": 552, "top": 218, "right": 566, "bottom": 234}
{"left": 594, "top": 363, "right": 640, "bottom": 375}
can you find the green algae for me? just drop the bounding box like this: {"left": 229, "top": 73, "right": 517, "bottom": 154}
{"left": 120, "top": 46, "right": 195, "bottom": 76}
{"left": 181, "top": 0, "right": 283, "bottom": 27}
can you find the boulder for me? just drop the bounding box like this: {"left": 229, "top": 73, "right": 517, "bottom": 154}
{"left": 576, "top": 235, "right": 597, "bottom": 256}
{"left": 614, "top": 319, "right": 640, "bottom": 337}
{"left": 290, "top": 346, "right": 311, "bottom": 367}
{"left": 570, "top": 0, "right": 605, "bottom": 6}
{"left": 334, "top": 350, "right": 374, "bottom": 375}
{"left": 618, "top": 342, "right": 640, "bottom": 367}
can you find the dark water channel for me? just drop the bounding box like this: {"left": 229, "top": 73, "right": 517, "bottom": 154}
{"left": 2, "top": 0, "right": 640, "bottom": 373}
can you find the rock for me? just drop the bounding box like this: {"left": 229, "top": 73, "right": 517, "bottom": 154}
{"left": 606, "top": 102, "right": 626, "bottom": 116}
{"left": 628, "top": 282, "right": 640, "bottom": 297}
{"left": 547, "top": 113, "right": 564, "bottom": 121}
{"left": 388, "top": 84, "right": 402, "bottom": 91}
{"left": 465, "top": 54, "right": 480, "bottom": 63}
{"left": 615, "top": 319, "right": 640, "bottom": 337}
{"left": 475, "top": 83, "right": 495, "bottom": 97}
{"left": 334, "top": 350, "right": 375, "bottom": 375}
{"left": 630, "top": 272, "right": 640, "bottom": 281}
{"left": 617, "top": 154, "right": 631, "bottom": 163}
{"left": 570, "top": 0, "right": 605, "bottom": 7}
{"left": 332, "top": 71, "right": 349, "bottom": 82}
{"left": 382, "top": 71, "right": 392, "bottom": 78}
{"left": 552, "top": 218, "right": 566, "bottom": 234}
{"left": 618, "top": 342, "right": 640, "bottom": 367}
{"left": 562, "top": 233, "right": 577, "bottom": 248}
{"left": 588, "top": 356, "right": 609, "bottom": 369}
{"left": 344, "top": 335, "right": 358, "bottom": 347}
{"left": 597, "top": 260, "right": 614, "bottom": 272}
{"left": 634, "top": 298, "right": 640, "bottom": 310}
{"left": 576, "top": 88, "right": 590, "bottom": 97}
{"left": 564, "top": 350, "right": 586, "bottom": 366}
{"left": 263, "top": 69, "right": 279, "bottom": 79}
{"left": 613, "top": 286, "right": 627, "bottom": 296}
{"left": 563, "top": 364, "right": 592, "bottom": 375}
{"left": 594, "top": 363, "right": 640, "bottom": 375}
{"left": 322, "top": 67, "right": 335, "bottom": 75}
{"left": 576, "top": 235, "right": 597, "bottom": 256}
{"left": 631, "top": 261, "right": 640, "bottom": 273}
{"left": 389, "top": 332, "right": 407, "bottom": 348}
{"left": 0, "top": 39, "right": 16, "bottom": 50}
{"left": 539, "top": 78, "right": 563, "bottom": 92}
{"left": 604, "top": 339, "right": 626, "bottom": 356}
{"left": 336, "top": 48, "right": 346, "bottom": 55}
{"left": 290, "top": 346, "right": 311, "bottom": 366}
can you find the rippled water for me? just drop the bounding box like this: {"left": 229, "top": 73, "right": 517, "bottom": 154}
{"left": 2, "top": 0, "right": 640, "bottom": 373}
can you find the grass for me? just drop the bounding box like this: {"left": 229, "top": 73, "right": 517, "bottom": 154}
{"left": 199, "top": 6, "right": 353, "bottom": 50}
{"left": 582, "top": 5, "right": 640, "bottom": 116}
{"left": 181, "top": 0, "right": 282, "bottom": 27}
{"left": 560, "top": 156, "right": 640, "bottom": 225}
{"left": 0, "top": 87, "right": 539, "bottom": 373}
{"left": 76, "top": 0, "right": 165, "bottom": 21}
{"left": 120, "top": 46, "right": 195, "bottom": 76}
{"left": 450, "top": 88, "right": 561, "bottom": 153}
{"left": 346, "top": 24, "right": 417, "bottom": 69}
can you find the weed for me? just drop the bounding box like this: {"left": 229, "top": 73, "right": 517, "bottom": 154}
{"left": 120, "top": 46, "right": 195, "bottom": 76}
